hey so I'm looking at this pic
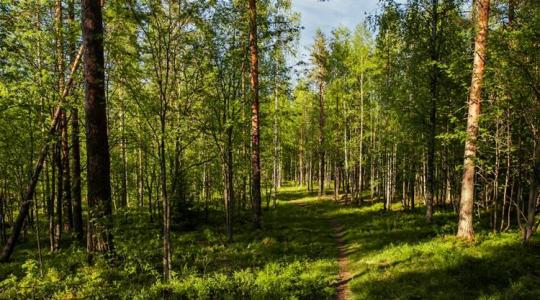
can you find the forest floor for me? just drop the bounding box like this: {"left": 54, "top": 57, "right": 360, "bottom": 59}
{"left": 1, "top": 185, "right": 540, "bottom": 299}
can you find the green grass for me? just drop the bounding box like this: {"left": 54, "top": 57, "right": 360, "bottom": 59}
{"left": 1, "top": 185, "right": 539, "bottom": 299}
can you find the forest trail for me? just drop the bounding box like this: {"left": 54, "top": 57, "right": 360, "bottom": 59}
{"left": 329, "top": 217, "right": 352, "bottom": 300}
{"left": 286, "top": 191, "right": 352, "bottom": 300}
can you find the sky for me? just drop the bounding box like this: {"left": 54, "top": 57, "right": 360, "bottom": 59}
{"left": 290, "top": 0, "right": 381, "bottom": 64}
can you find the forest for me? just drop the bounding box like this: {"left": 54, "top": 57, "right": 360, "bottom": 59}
{"left": 0, "top": 0, "right": 539, "bottom": 299}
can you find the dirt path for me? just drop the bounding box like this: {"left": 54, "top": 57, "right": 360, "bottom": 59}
{"left": 328, "top": 218, "right": 352, "bottom": 300}
{"left": 290, "top": 198, "right": 352, "bottom": 299}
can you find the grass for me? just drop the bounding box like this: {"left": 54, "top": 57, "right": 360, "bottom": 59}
{"left": 1, "top": 185, "right": 539, "bottom": 299}
{"left": 0, "top": 185, "right": 338, "bottom": 299}
{"left": 320, "top": 199, "right": 540, "bottom": 299}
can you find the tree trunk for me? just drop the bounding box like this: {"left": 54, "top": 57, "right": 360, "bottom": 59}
{"left": 334, "top": 164, "right": 340, "bottom": 201}
{"left": 343, "top": 99, "right": 350, "bottom": 200}
{"left": 71, "top": 108, "right": 83, "bottom": 242}
{"left": 272, "top": 69, "right": 279, "bottom": 208}
{"left": 121, "top": 102, "right": 128, "bottom": 208}
{"left": 426, "top": 0, "right": 439, "bottom": 223}
{"left": 358, "top": 73, "right": 364, "bottom": 204}
{"left": 457, "top": 0, "right": 490, "bottom": 240}
{"left": 159, "top": 116, "right": 171, "bottom": 281}
{"left": 48, "top": 159, "right": 55, "bottom": 251}
{"left": 318, "top": 83, "right": 326, "bottom": 198}
{"left": 203, "top": 162, "right": 210, "bottom": 224}
{"left": 54, "top": 141, "right": 63, "bottom": 249}
{"left": 500, "top": 115, "right": 511, "bottom": 231}
{"left": 82, "top": 0, "right": 113, "bottom": 253}
{"left": 54, "top": 0, "right": 65, "bottom": 249}
{"left": 61, "top": 111, "right": 72, "bottom": 233}
{"left": 508, "top": 0, "right": 515, "bottom": 26}
{"left": 68, "top": 0, "right": 83, "bottom": 243}
{"left": 248, "top": 0, "right": 262, "bottom": 229}
{"left": 224, "top": 126, "right": 234, "bottom": 241}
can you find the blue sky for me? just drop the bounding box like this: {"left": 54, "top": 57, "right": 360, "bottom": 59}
{"left": 290, "top": 0, "right": 381, "bottom": 63}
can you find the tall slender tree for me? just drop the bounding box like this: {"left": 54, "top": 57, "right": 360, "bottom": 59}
{"left": 249, "top": 0, "right": 262, "bottom": 229}
{"left": 426, "top": 0, "right": 439, "bottom": 222}
{"left": 69, "top": 0, "right": 83, "bottom": 242}
{"left": 457, "top": 0, "right": 491, "bottom": 240}
{"left": 311, "top": 30, "right": 328, "bottom": 198}
{"left": 53, "top": 0, "right": 65, "bottom": 250}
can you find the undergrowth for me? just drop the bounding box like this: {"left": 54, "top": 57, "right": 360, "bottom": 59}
{"left": 1, "top": 186, "right": 539, "bottom": 299}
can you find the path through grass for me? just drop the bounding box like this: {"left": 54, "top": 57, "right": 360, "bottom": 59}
{"left": 278, "top": 185, "right": 540, "bottom": 299}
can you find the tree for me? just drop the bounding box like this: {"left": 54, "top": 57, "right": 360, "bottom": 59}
{"left": 347, "top": 24, "right": 375, "bottom": 203}
{"left": 67, "top": 0, "right": 83, "bottom": 243}
{"left": 311, "top": 29, "right": 329, "bottom": 198}
{"left": 249, "top": 0, "right": 262, "bottom": 228}
{"left": 82, "top": 0, "right": 113, "bottom": 253}
{"left": 457, "top": 0, "right": 491, "bottom": 240}
{"left": 425, "top": 0, "right": 439, "bottom": 223}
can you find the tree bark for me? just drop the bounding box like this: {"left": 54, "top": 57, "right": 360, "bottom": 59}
{"left": 426, "top": 0, "right": 439, "bottom": 223}
{"left": 54, "top": 140, "right": 63, "bottom": 249}
{"left": 82, "top": 0, "right": 113, "bottom": 253}
{"left": 159, "top": 116, "right": 170, "bottom": 280}
{"left": 457, "top": 0, "right": 490, "bottom": 240}
{"left": 248, "top": 0, "right": 262, "bottom": 229}
{"left": 48, "top": 158, "right": 55, "bottom": 251}
{"left": 54, "top": 0, "right": 65, "bottom": 248}
{"left": 68, "top": 0, "right": 82, "bottom": 242}
{"left": 61, "top": 111, "right": 72, "bottom": 233}
{"left": 272, "top": 66, "right": 279, "bottom": 208}
{"left": 71, "top": 108, "right": 83, "bottom": 242}
{"left": 224, "top": 125, "right": 234, "bottom": 241}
